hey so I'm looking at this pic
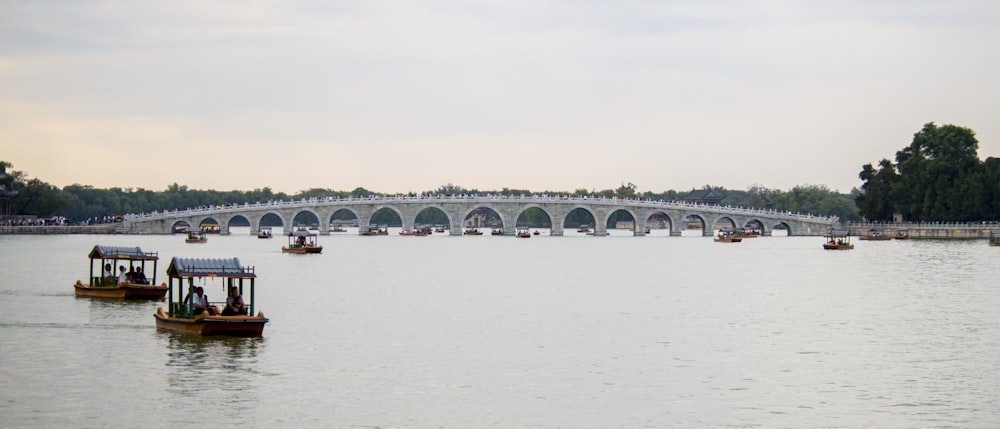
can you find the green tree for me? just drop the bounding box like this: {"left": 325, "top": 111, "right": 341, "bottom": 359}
{"left": 889, "top": 122, "right": 983, "bottom": 221}
{"left": 856, "top": 158, "right": 898, "bottom": 221}
{"left": 615, "top": 182, "right": 637, "bottom": 198}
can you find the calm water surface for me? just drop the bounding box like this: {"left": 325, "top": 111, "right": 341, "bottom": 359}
{"left": 1, "top": 230, "right": 998, "bottom": 428}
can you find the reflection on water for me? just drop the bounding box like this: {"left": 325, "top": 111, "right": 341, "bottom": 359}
{"left": 163, "top": 334, "right": 266, "bottom": 419}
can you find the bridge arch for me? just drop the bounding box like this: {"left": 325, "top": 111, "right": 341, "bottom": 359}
{"left": 514, "top": 205, "right": 553, "bottom": 230}
{"left": 414, "top": 205, "right": 453, "bottom": 231}
{"left": 711, "top": 216, "right": 739, "bottom": 232}
{"left": 565, "top": 206, "right": 597, "bottom": 235}
{"left": 642, "top": 210, "right": 676, "bottom": 236}
{"left": 291, "top": 209, "right": 322, "bottom": 229}
{"left": 772, "top": 221, "right": 792, "bottom": 236}
{"left": 744, "top": 219, "right": 766, "bottom": 236}
{"left": 462, "top": 205, "right": 507, "bottom": 233}
{"left": 171, "top": 220, "right": 192, "bottom": 233}
{"left": 331, "top": 208, "right": 360, "bottom": 222}
{"left": 605, "top": 208, "right": 638, "bottom": 235}
{"left": 226, "top": 214, "right": 251, "bottom": 234}
{"left": 364, "top": 205, "right": 404, "bottom": 231}
{"left": 683, "top": 213, "right": 709, "bottom": 236}
{"left": 250, "top": 212, "right": 285, "bottom": 235}
{"left": 197, "top": 217, "right": 221, "bottom": 234}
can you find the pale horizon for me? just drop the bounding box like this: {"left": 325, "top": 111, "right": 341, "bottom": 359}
{"left": 3, "top": 1, "right": 999, "bottom": 196}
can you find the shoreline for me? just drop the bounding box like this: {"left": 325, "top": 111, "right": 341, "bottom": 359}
{"left": 0, "top": 225, "right": 131, "bottom": 234}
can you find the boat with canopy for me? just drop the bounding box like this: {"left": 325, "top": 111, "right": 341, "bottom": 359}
{"left": 73, "top": 245, "right": 167, "bottom": 299}
{"left": 823, "top": 229, "right": 855, "bottom": 250}
{"left": 282, "top": 229, "right": 323, "bottom": 253}
{"left": 153, "top": 257, "right": 268, "bottom": 337}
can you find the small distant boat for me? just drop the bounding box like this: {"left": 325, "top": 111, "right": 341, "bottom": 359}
{"left": 858, "top": 229, "right": 892, "bottom": 241}
{"left": 491, "top": 228, "right": 504, "bottom": 236}
{"left": 282, "top": 229, "right": 323, "bottom": 254}
{"left": 516, "top": 228, "right": 531, "bottom": 238}
{"left": 153, "top": 257, "right": 268, "bottom": 337}
{"left": 185, "top": 231, "right": 207, "bottom": 243}
{"left": 894, "top": 228, "right": 910, "bottom": 240}
{"left": 990, "top": 230, "right": 1000, "bottom": 247}
{"left": 577, "top": 225, "right": 591, "bottom": 233}
{"left": 714, "top": 227, "right": 744, "bottom": 243}
{"left": 533, "top": 230, "right": 540, "bottom": 236}
{"left": 823, "top": 229, "right": 854, "bottom": 250}
{"left": 257, "top": 227, "right": 272, "bottom": 239}
{"left": 201, "top": 223, "right": 220, "bottom": 234}
{"left": 330, "top": 226, "right": 347, "bottom": 233}
{"left": 361, "top": 226, "right": 388, "bottom": 236}
{"left": 434, "top": 227, "right": 446, "bottom": 233}
{"left": 464, "top": 228, "right": 483, "bottom": 236}
{"left": 73, "top": 245, "right": 167, "bottom": 300}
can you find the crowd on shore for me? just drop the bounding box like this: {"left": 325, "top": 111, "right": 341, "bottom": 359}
{"left": 1, "top": 215, "right": 123, "bottom": 227}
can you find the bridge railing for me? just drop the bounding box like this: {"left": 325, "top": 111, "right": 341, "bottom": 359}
{"left": 848, "top": 221, "right": 1000, "bottom": 230}
{"left": 125, "top": 194, "right": 837, "bottom": 224}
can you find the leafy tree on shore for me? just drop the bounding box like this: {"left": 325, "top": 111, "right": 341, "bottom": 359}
{"left": 857, "top": 122, "right": 994, "bottom": 222}
{"left": 0, "top": 162, "right": 69, "bottom": 217}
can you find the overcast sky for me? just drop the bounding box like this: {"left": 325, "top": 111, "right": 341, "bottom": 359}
{"left": 2, "top": 0, "right": 998, "bottom": 195}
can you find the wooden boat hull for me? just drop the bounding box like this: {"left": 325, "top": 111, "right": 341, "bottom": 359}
{"left": 282, "top": 245, "right": 323, "bottom": 254}
{"left": 185, "top": 239, "right": 206, "bottom": 243}
{"left": 859, "top": 236, "right": 892, "bottom": 241}
{"left": 990, "top": 241, "right": 1000, "bottom": 247}
{"left": 154, "top": 307, "right": 268, "bottom": 337}
{"left": 714, "top": 238, "right": 742, "bottom": 243}
{"left": 823, "top": 243, "right": 855, "bottom": 250}
{"left": 73, "top": 280, "right": 167, "bottom": 300}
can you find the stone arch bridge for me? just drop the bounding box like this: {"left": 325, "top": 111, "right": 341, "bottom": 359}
{"left": 127, "top": 195, "right": 838, "bottom": 237}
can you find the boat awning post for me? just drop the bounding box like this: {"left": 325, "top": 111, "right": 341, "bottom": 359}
{"left": 249, "top": 278, "right": 255, "bottom": 316}
{"left": 167, "top": 277, "right": 174, "bottom": 316}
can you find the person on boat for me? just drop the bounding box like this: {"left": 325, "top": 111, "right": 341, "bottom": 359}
{"left": 103, "top": 263, "right": 115, "bottom": 284}
{"left": 117, "top": 265, "right": 128, "bottom": 285}
{"left": 125, "top": 266, "right": 136, "bottom": 283}
{"left": 222, "top": 287, "right": 247, "bottom": 316}
{"left": 191, "top": 286, "right": 219, "bottom": 316}
{"left": 134, "top": 267, "right": 148, "bottom": 284}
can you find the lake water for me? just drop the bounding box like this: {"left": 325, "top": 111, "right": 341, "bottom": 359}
{"left": 1, "top": 230, "right": 998, "bottom": 428}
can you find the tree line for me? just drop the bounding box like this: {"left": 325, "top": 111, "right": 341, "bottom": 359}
{"left": 0, "top": 161, "right": 862, "bottom": 225}
{"left": 856, "top": 122, "right": 1000, "bottom": 222}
